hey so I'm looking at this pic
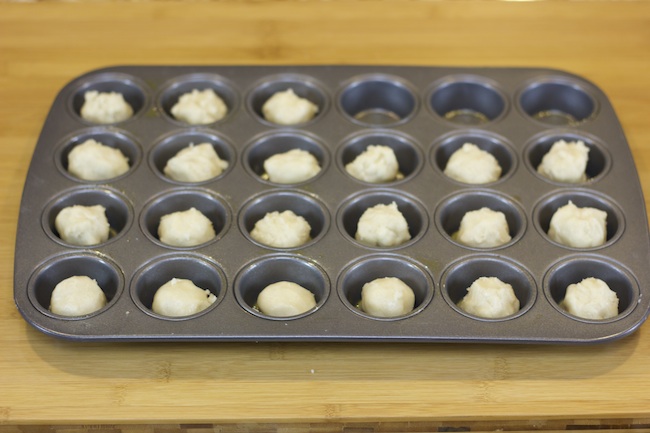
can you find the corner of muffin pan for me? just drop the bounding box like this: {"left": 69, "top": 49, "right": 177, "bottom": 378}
{"left": 17, "top": 65, "right": 650, "bottom": 342}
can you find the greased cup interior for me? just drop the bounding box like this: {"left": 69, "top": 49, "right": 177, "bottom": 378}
{"left": 428, "top": 75, "right": 507, "bottom": 125}
{"left": 131, "top": 254, "right": 225, "bottom": 320}
{"left": 69, "top": 72, "right": 148, "bottom": 124}
{"left": 338, "top": 255, "right": 433, "bottom": 321}
{"left": 544, "top": 256, "right": 639, "bottom": 323}
{"left": 338, "top": 74, "right": 417, "bottom": 126}
{"left": 234, "top": 255, "right": 329, "bottom": 320}
{"left": 442, "top": 256, "right": 536, "bottom": 321}
{"left": 28, "top": 252, "right": 123, "bottom": 320}
{"left": 43, "top": 187, "right": 132, "bottom": 247}
{"left": 150, "top": 129, "right": 235, "bottom": 184}
{"left": 158, "top": 73, "right": 238, "bottom": 125}
{"left": 519, "top": 77, "right": 597, "bottom": 126}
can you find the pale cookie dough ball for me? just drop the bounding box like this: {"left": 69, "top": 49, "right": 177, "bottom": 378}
{"left": 537, "top": 139, "right": 589, "bottom": 183}
{"left": 356, "top": 202, "right": 411, "bottom": 248}
{"left": 256, "top": 281, "right": 317, "bottom": 317}
{"left": 164, "top": 142, "right": 229, "bottom": 182}
{"left": 151, "top": 278, "right": 217, "bottom": 317}
{"left": 158, "top": 207, "right": 216, "bottom": 247}
{"left": 171, "top": 88, "right": 228, "bottom": 125}
{"left": 250, "top": 210, "right": 311, "bottom": 248}
{"left": 49, "top": 275, "right": 107, "bottom": 317}
{"left": 345, "top": 145, "right": 400, "bottom": 183}
{"left": 444, "top": 143, "right": 502, "bottom": 184}
{"left": 548, "top": 201, "right": 607, "bottom": 248}
{"left": 359, "top": 277, "right": 415, "bottom": 318}
{"left": 560, "top": 277, "right": 619, "bottom": 320}
{"left": 81, "top": 90, "right": 134, "bottom": 124}
{"left": 264, "top": 149, "right": 321, "bottom": 184}
{"left": 262, "top": 88, "right": 319, "bottom": 125}
{"left": 452, "top": 207, "right": 511, "bottom": 248}
{"left": 458, "top": 276, "right": 520, "bottom": 319}
{"left": 55, "top": 204, "right": 110, "bottom": 246}
{"left": 68, "top": 138, "right": 130, "bottom": 181}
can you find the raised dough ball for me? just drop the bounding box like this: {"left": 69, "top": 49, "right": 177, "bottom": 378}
{"left": 80, "top": 90, "right": 133, "bottom": 124}
{"left": 452, "top": 207, "right": 511, "bottom": 248}
{"left": 264, "top": 149, "right": 321, "bottom": 184}
{"left": 359, "top": 277, "right": 415, "bottom": 318}
{"left": 158, "top": 207, "right": 216, "bottom": 247}
{"left": 171, "top": 88, "right": 228, "bottom": 125}
{"left": 537, "top": 139, "right": 589, "bottom": 183}
{"left": 152, "top": 278, "right": 217, "bottom": 317}
{"left": 164, "top": 142, "right": 229, "bottom": 182}
{"left": 55, "top": 204, "right": 110, "bottom": 246}
{"left": 262, "top": 88, "right": 319, "bottom": 125}
{"left": 457, "top": 276, "right": 520, "bottom": 319}
{"left": 250, "top": 210, "right": 311, "bottom": 248}
{"left": 356, "top": 202, "right": 411, "bottom": 248}
{"left": 256, "top": 281, "right": 317, "bottom": 317}
{"left": 560, "top": 277, "right": 619, "bottom": 320}
{"left": 444, "top": 143, "right": 502, "bottom": 184}
{"left": 345, "top": 145, "right": 400, "bottom": 183}
{"left": 49, "top": 275, "right": 107, "bottom": 317}
{"left": 548, "top": 201, "right": 607, "bottom": 248}
{"left": 68, "top": 138, "right": 130, "bottom": 181}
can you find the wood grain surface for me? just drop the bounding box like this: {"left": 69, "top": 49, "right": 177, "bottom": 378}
{"left": 2, "top": 0, "right": 650, "bottom": 428}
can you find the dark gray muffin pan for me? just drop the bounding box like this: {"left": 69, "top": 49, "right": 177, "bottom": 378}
{"left": 14, "top": 65, "right": 650, "bottom": 343}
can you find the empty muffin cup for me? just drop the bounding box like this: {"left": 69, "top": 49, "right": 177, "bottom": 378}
{"left": 131, "top": 253, "right": 225, "bottom": 320}
{"left": 544, "top": 256, "right": 638, "bottom": 322}
{"left": 519, "top": 78, "right": 597, "bottom": 126}
{"left": 158, "top": 73, "right": 238, "bottom": 125}
{"left": 150, "top": 129, "right": 235, "bottom": 184}
{"left": 69, "top": 72, "right": 148, "bottom": 124}
{"left": 429, "top": 76, "right": 506, "bottom": 125}
{"left": 244, "top": 131, "right": 328, "bottom": 185}
{"left": 339, "top": 74, "right": 417, "bottom": 126}
{"left": 140, "top": 188, "right": 230, "bottom": 249}
{"left": 442, "top": 255, "right": 536, "bottom": 321}
{"left": 435, "top": 190, "right": 525, "bottom": 250}
{"left": 234, "top": 254, "right": 329, "bottom": 320}
{"left": 28, "top": 252, "right": 123, "bottom": 320}
{"left": 338, "top": 255, "right": 433, "bottom": 321}
{"left": 534, "top": 190, "right": 623, "bottom": 250}
{"left": 239, "top": 190, "right": 329, "bottom": 250}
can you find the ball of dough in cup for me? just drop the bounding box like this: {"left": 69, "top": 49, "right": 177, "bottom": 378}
{"left": 49, "top": 275, "right": 107, "bottom": 317}
{"left": 262, "top": 88, "right": 319, "bottom": 126}
{"left": 444, "top": 143, "right": 502, "bottom": 184}
{"left": 548, "top": 200, "right": 607, "bottom": 248}
{"left": 164, "top": 142, "right": 229, "bottom": 183}
{"left": 537, "top": 139, "right": 589, "bottom": 184}
{"left": 170, "top": 88, "right": 228, "bottom": 125}
{"left": 359, "top": 277, "right": 416, "bottom": 318}
{"left": 263, "top": 148, "right": 321, "bottom": 184}
{"left": 355, "top": 202, "right": 411, "bottom": 248}
{"left": 452, "top": 207, "right": 511, "bottom": 248}
{"left": 55, "top": 204, "right": 110, "bottom": 246}
{"left": 80, "top": 90, "right": 133, "bottom": 124}
{"left": 250, "top": 210, "right": 312, "bottom": 248}
{"left": 457, "top": 276, "right": 520, "bottom": 319}
{"left": 67, "top": 138, "right": 130, "bottom": 181}
{"left": 158, "top": 207, "right": 216, "bottom": 247}
{"left": 560, "top": 277, "right": 619, "bottom": 320}
{"left": 151, "top": 278, "right": 217, "bottom": 317}
{"left": 256, "top": 281, "right": 317, "bottom": 317}
{"left": 345, "top": 144, "right": 400, "bottom": 183}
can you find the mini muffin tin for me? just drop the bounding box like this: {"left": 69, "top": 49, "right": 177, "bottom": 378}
{"left": 14, "top": 65, "right": 650, "bottom": 343}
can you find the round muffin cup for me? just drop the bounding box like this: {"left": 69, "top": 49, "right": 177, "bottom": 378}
{"left": 524, "top": 130, "right": 610, "bottom": 185}
{"left": 158, "top": 73, "right": 238, "bottom": 126}
{"left": 28, "top": 252, "right": 124, "bottom": 320}
{"left": 428, "top": 75, "right": 507, "bottom": 125}
{"left": 432, "top": 129, "right": 515, "bottom": 185}
{"left": 130, "top": 253, "right": 225, "bottom": 321}
{"left": 543, "top": 256, "right": 639, "bottom": 323}
{"left": 239, "top": 190, "right": 329, "bottom": 250}
{"left": 149, "top": 129, "right": 235, "bottom": 185}
{"left": 140, "top": 188, "right": 231, "bottom": 249}
{"left": 43, "top": 187, "right": 133, "bottom": 247}
{"left": 337, "top": 189, "right": 428, "bottom": 250}
{"left": 441, "top": 255, "right": 536, "bottom": 321}
{"left": 337, "top": 254, "right": 434, "bottom": 321}
{"left": 533, "top": 190, "right": 624, "bottom": 250}
{"left": 435, "top": 190, "right": 526, "bottom": 250}
{"left": 234, "top": 254, "right": 329, "bottom": 320}
{"left": 338, "top": 74, "right": 417, "bottom": 126}
{"left": 243, "top": 130, "right": 329, "bottom": 186}
{"left": 56, "top": 127, "right": 141, "bottom": 183}
{"left": 338, "top": 130, "right": 423, "bottom": 185}
{"left": 518, "top": 77, "right": 598, "bottom": 126}
{"left": 69, "top": 72, "right": 149, "bottom": 124}
{"left": 247, "top": 74, "right": 328, "bottom": 127}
